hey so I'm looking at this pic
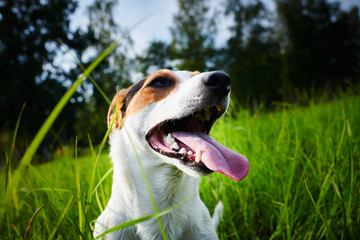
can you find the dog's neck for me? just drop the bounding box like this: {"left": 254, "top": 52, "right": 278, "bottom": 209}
{"left": 108, "top": 128, "right": 200, "bottom": 213}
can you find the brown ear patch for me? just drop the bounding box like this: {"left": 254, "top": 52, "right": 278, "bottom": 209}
{"left": 108, "top": 78, "right": 148, "bottom": 129}
{"left": 107, "top": 88, "right": 129, "bottom": 129}
{"left": 126, "top": 69, "right": 179, "bottom": 116}
{"left": 120, "top": 78, "right": 147, "bottom": 117}
{"left": 191, "top": 71, "right": 201, "bottom": 77}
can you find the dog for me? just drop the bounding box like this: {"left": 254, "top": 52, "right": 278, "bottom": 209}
{"left": 93, "top": 69, "right": 249, "bottom": 239}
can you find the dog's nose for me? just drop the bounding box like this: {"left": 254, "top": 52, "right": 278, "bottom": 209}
{"left": 202, "top": 71, "right": 231, "bottom": 97}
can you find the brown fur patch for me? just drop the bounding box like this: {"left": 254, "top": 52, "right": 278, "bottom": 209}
{"left": 191, "top": 71, "right": 201, "bottom": 77}
{"left": 107, "top": 70, "right": 180, "bottom": 129}
{"left": 126, "top": 69, "right": 179, "bottom": 116}
{"left": 107, "top": 88, "right": 129, "bottom": 129}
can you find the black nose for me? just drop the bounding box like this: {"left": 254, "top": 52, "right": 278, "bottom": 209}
{"left": 202, "top": 71, "right": 231, "bottom": 97}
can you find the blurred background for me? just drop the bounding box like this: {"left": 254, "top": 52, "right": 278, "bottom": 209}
{"left": 0, "top": 0, "right": 359, "bottom": 164}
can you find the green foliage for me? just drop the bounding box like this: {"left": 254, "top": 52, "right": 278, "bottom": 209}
{"left": 0, "top": 0, "right": 134, "bottom": 157}
{"left": 0, "top": 0, "right": 89, "bottom": 155}
{"left": 224, "top": 0, "right": 283, "bottom": 107}
{"left": 1, "top": 90, "right": 358, "bottom": 239}
{"left": 276, "top": 0, "right": 360, "bottom": 90}
{"left": 168, "top": 0, "right": 217, "bottom": 71}
{"left": 136, "top": 40, "right": 173, "bottom": 76}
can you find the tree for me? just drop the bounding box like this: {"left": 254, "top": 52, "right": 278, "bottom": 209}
{"left": 0, "top": 0, "right": 89, "bottom": 158}
{"left": 168, "top": 0, "right": 217, "bottom": 71}
{"left": 224, "top": 0, "right": 283, "bottom": 108}
{"left": 276, "top": 0, "right": 360, "bottom": 92}
{"left": 136, "top": 40, "right": 173, "bottom": 76}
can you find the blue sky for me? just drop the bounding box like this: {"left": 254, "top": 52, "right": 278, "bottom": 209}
{"left": 71, "top": 0, "right": 178, "bottom": 54}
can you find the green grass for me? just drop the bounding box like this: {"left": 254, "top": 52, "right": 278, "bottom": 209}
{"left": 204, "top": 93, "right": 360, "bottom": 239}
{"left": 1, "top": 91, "right": 359, "bottom": 239}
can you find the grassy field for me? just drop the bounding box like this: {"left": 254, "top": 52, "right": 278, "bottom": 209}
{"left": 1, "top": 91, "right": 359, "bottom": 239}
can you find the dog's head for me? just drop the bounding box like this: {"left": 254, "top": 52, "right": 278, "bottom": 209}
{"left": 108, "top": 69, "right": 249, "bottom": 181}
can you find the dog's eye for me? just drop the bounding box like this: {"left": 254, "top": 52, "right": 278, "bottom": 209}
{"left": 147, "top": 77, "right": 172, "bottom": 88}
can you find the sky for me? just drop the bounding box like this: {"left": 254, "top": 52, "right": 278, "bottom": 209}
{"left": 70, "top": 0, "right": 360, "bottom": 57}
{"left": 70, "top": 0, "right": 261, "bottom": 55}
{"left": 70, "top": 0, "right": 178, "bottom": 55}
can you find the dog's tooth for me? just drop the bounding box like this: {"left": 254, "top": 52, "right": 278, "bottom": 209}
{"left": 195, "top": 150, "right": 201, "bottom": 163}
{"left": 168, "top": 133, "right": 175, "bottom": 142}
{"left": 179, "top": 148, "right": 187, "bottom": 154}
{"left": 216, "top": 105, "right": 222, "bottom": 112}
{"left": 187, "top": 151, "right": 193, "bottom": 155}
{"left": 164, "top": 133, "right": 175, "bottom": 145}
{"left": 171, "top": 142, "right": 179, "bottom": 150}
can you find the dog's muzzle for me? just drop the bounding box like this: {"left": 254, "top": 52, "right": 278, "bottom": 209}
{"left": 145, "top": 71, "right": 249, "bottom": 181}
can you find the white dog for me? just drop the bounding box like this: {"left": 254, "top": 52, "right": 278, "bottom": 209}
{"left": 93, "top": 70, "right": 249, "bottom": 239}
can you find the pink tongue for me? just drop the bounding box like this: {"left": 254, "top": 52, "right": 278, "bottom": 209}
{"left": 172, "top": 132, "right": 249, "bottom": 181}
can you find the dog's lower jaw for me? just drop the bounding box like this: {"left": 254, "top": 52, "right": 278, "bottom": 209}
{"left": 94, "top": 129, "right": 218, "bottom": 240}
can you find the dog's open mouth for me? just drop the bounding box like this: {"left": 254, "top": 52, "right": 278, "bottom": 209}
{"left": 146, "top": 105, "right": 249, "bottom": 181}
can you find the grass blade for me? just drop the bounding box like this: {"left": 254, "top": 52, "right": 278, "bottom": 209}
{"left": 23, "top": 204, "right": 48, "bottom": 240}
{"left": 74, "top": 137, "right": 84, "bottom": 237}
{"left": 5, "top": 103, "right": 26, "bottom": 190}
{"left": 92, "top": 166, "right": 113, "bottom": 196}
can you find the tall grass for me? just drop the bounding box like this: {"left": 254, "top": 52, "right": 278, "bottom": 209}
{"left": 1, "top": 90, "right": 359, "bottom": 239}
{"left": 201, "top": 92, "right": 360, "bottom": 239}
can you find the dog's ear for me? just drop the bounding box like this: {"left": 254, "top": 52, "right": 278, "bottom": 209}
{"left": 107, "top": 88, "right": 129, "bottom": 129}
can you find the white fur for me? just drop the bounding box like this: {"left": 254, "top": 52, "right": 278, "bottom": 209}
{"left": 93, "top": 71, "right": 226, "bottom": 240}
